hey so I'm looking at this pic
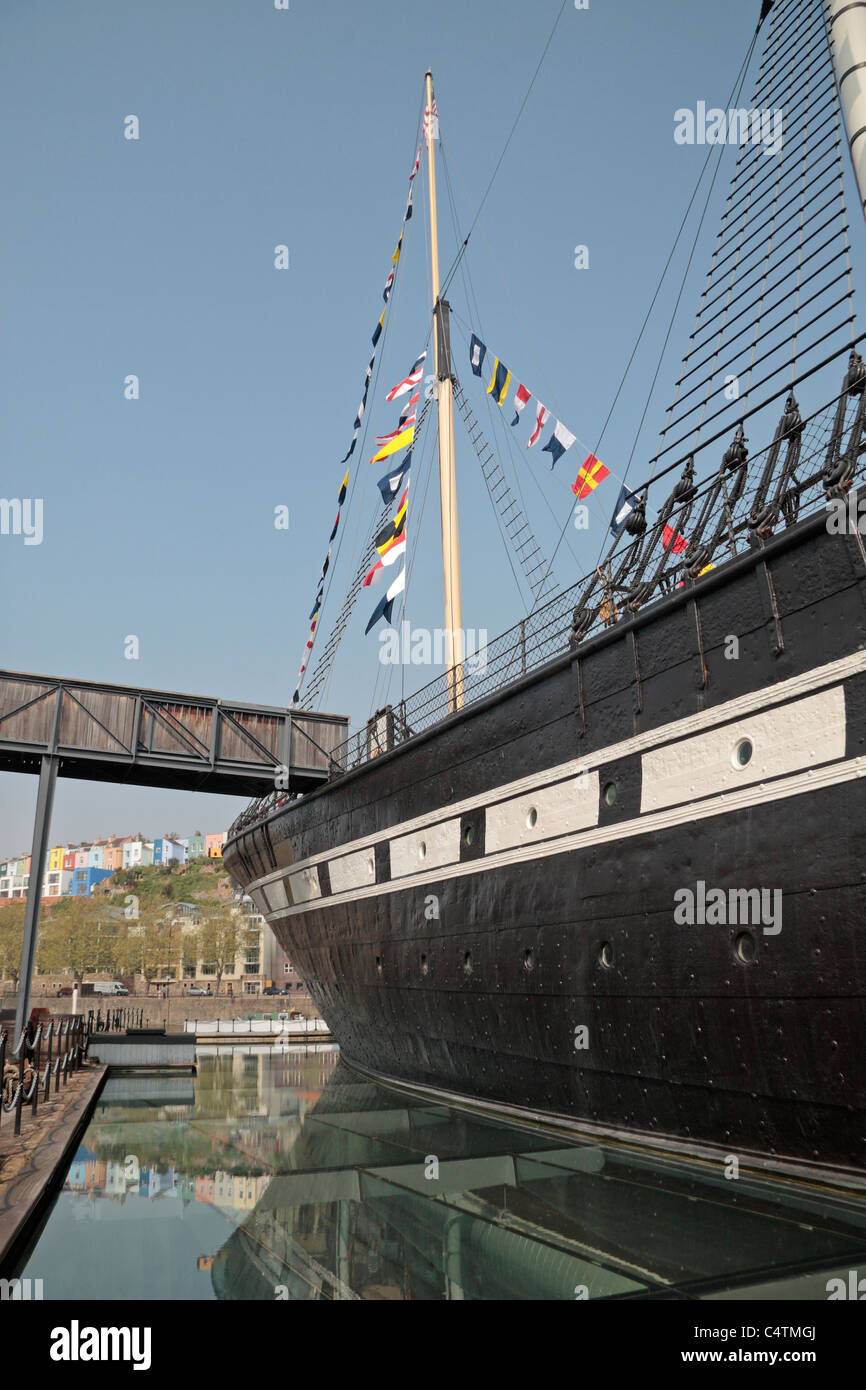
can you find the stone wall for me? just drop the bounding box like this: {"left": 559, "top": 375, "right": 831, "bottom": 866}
{"left": 0, "top": 991, "right": 320, "bottom": 1024}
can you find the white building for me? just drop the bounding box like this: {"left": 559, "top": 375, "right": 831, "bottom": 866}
{"left": 42, "top": 868, "right": 73, "bottom": 899}
{"left": 122, "top": 839, "right": 154, "bottom": 869}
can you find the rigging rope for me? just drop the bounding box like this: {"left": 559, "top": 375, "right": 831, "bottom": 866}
{"left": 528, "top": 21, "right": 763, "bottom": 613}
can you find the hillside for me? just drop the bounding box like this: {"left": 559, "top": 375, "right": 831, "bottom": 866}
{"left": 94, "top": 858, "right": 234, "bottom": 911}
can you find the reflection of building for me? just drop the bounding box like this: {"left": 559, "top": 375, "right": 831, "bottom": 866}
{"left": 84, "top": 1160, "right": 106, "bottom": 1190}
{"left": 147, "top": 1167, "right": 178, "bottom": 1199}
{"left": 269, "top": 938, "right": 309, "bottom": 994}
{"left": 105, "top": 1162, "right": 127, "bottom": 1195}
{"left": 67, "top": 1160, "right": 87, "bottom": 1191}
{"left": 214, "top": 1171, "right": 234, "bottom": 1206}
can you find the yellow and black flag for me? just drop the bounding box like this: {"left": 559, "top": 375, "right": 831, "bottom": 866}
{"left": 486, "top": 358, "right": 512, "bottom": 407}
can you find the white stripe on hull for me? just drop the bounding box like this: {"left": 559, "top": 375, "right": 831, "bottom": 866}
{"left": 259, "top": 751, "right": 866, "bottom": 922}
{"left": 245, "top": 648, "right": 866, "bottom": 892}
{"left": 640, "top": 685, "right": 846, "bottom": 812}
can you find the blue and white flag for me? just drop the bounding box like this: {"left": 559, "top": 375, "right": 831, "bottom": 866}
{"left": 376, "top": 451, "right": 412, "bottom": 502}
{"left": 542, "top": 420, "right": 577, "bottom": 469}
{"left": 469, "top": 333, "right": 487, "bottom": 378}
{"left": 609, "top": 484, "right": 638, "bottom": 538}
{"left": 365, "top": 566, "right": 406, "bottom": 634}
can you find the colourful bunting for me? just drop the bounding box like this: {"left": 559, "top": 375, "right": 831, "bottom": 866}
{"left": 376, "top": 452, "right": 412, "bottom": 502}
{"left": 365, "top": 566, "right": 406, "bottom": 634}
{"left": 609, "top": 483, "right": 638, "bottom": 537}
{"left": 487, "top": 358, "right": 512, "bottom": 407}
{"left": 386, "top": 351, "right": 427, "bottom": 403}
{"left": 363, "top": 534, "right": 406, "bottom": 587}
{"left": 291, "top": 469, "right": 350, "bottom": 705}
{"left": 662, "top": 524, "right": 688, "bottom": 554}
{"left": 423, "top": 100, "right": 439, "bottom": 147}
{"left": 366, "top": 482, "right": 409, "bottom": 631}
{"left": 527, "top": 402, "right": 550, "bottom": 448}
{"left": 510, "top": 384, "right": 531, "bottom": 426}
{"left": 373, "top": 486, "right": 409, "bottom": 556}
{"left": 371, "top": 425, "right": 414, "bottom": 464}
{"left": 469, "top": 334, "right": 487, "bottom": 377}
{"left": 293, "top": 146, "right": 419, "bottom": 705}
{"left": 571, "top": 453, "right": 610, "bottom": 497}
{"left": 339, "top": 147, "right": 420, "bottom": 467}
{"left": 543, "top": 421, "right": 577, "bottom": 469}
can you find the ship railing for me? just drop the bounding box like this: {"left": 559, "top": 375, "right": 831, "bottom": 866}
{"left": 228, "top": 367, "right": 866, "bottom": 831}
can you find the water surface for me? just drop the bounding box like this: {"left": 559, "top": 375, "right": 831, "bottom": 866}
{"left": 19, "top": 1046, "right": 866, "bottom": 1300}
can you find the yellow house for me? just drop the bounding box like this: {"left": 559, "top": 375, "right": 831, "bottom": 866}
{"left": 48, "top": 846, "right": 66, "bottom": 873}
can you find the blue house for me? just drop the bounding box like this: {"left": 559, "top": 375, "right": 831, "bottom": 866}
{"left": 65, "top": 866, "right": 114, "bottom": 897}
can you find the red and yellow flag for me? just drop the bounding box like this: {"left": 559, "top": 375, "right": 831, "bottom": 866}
{"left": 572, "top": 453, "right": 610, "bottom": 500}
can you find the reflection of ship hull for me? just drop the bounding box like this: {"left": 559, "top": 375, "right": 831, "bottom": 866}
{"left": 215, "top": 1062, "right": 866, "bottom": 1301}
{"left": 225, "top": 513, "right": 866, "bottom": 1172}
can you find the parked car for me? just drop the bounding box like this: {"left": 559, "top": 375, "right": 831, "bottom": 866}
{"left": 187, "top": 985, "right": 210, "bottom": 996}
{"left": 57, "top": 986, "right": 73, "bottom": 997}
{"left": 262, "top": 986, "right": 287, "bottom": 996}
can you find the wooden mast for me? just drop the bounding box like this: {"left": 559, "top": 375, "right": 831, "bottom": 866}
{"left": 425, "top": 70, "right": 464, "bottom": 710}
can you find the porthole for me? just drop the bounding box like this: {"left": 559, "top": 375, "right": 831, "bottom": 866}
{"left": 526, "top": 807, "right": 538, "bottom": 829}
{"left": 419, "top": 841, "right": 427, "bottom": 860}
{"left": 735, "top": 931, "right": 756, "bottom": 964}
{"left": 523, "top": 948, "right": 534, "bottom": 972}
{"left": 599, "top": 942, "right": 614, "bottom": 969}
{"left": 375, "top": 955, "right": 382, "bottom": 975}
{"left": 464, "top": 824, "right": 475, "bottom": 846}
{"left": 463, "top": 951, "right": 473, "bottom": 975}
{"left": 733, "top": 738, "right": 753, "bottom": 768}
{"left": 421, "top": 953, "right": 429, "bottom": 976}
{"left": 368, "top": 855, "right": 375, "bottom": 876}
{"left": 603, "top": 782, "right": 617, "bottom": 807}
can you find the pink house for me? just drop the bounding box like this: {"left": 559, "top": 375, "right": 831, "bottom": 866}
{"left": 205, "top": 833, "right": 226, "bottom": 859}
{"left": 73, "top": 846, "right": 91, "bottom": 870}
{"left": 196, "top": 1176, "right": 215, "bottom": 1204}
{"left": 102, "top": 839, "right": 125, "bottom": 872}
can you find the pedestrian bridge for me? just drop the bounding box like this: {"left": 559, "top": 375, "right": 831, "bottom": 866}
{"left": 0, "top": 670, "right": 348, "bottom": 796}
{"left": 0, "top": 668, "right": 348, "bottom": 1042}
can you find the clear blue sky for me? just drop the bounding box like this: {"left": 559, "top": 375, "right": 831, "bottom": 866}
{"left": 1, "top": 0, "right": 859, "bottom": 852}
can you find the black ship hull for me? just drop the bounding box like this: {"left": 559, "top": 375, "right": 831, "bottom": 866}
{"left": 224, "top": 506, "right": 866, "bottom": 1171}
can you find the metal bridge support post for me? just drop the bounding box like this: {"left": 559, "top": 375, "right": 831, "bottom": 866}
{"left": 14, "top": 755, "right": 59, "bottom": 1043}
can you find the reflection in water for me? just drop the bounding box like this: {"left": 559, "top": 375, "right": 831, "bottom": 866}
{"left": 20, "top": 1047, "right": 866, "bottom": 1300}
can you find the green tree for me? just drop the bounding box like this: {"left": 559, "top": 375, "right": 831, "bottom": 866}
{"left": 37, "top": 895, "right": 103, "bottom": 987}
{"left": 128, "top": 907, "right": 182, "bottom": 993}
{"left": 197, "top": 906, "right": 254, "bottom": 997}
{"left": 0, "top": 901, "right": 25, "bottom": 989}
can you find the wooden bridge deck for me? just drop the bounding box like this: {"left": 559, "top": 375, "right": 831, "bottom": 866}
{"left": 0, "top": 670, "right": 348, "bottom": 796}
